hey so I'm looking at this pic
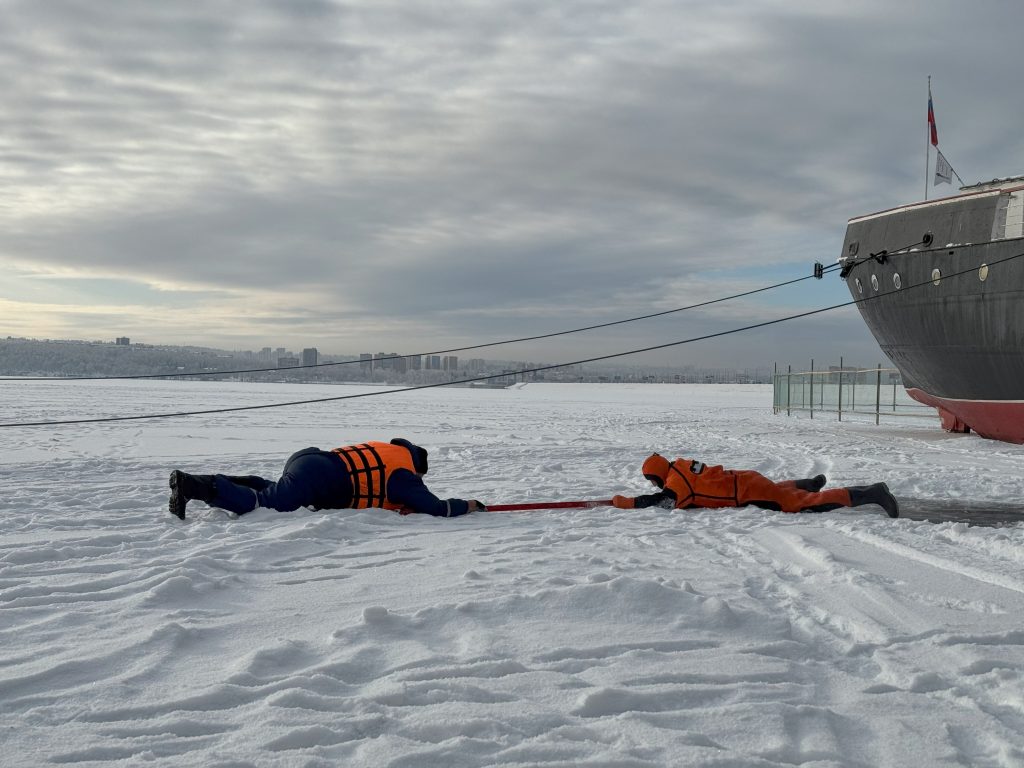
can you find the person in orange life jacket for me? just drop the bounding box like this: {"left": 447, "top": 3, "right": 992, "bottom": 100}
{"left": 611, "top": 453, "right": 899, "bottom": 517}
{"left": 168, "top": 439, "right": 486, "bottom": 520}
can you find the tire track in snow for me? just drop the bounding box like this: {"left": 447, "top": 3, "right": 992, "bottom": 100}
{"left": 830, "top": 523, "right": 1024, "bottom": 596}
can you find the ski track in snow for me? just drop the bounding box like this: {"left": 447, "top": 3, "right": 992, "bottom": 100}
{"left": 1, "top": 380, "right": 1023, "bottom": 767}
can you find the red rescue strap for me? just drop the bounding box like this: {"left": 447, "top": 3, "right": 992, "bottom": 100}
{"left": 486, "top": 499, "right": 614, "bottom": 512}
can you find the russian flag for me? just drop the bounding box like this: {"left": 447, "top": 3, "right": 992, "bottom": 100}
{"left": 928, "top": 89, "right": 938, "bottom": 147}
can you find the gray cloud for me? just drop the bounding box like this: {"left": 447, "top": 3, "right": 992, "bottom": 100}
{"left": 2, "top": 0, "right": 1022, "bottom": 369}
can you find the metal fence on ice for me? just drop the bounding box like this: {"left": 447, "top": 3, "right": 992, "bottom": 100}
{"left": 772, "top": 361, "right": 937, "bottom": 425}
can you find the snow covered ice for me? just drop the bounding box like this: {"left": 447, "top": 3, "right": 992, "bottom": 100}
{"left": 2, "top": 379, "right": 1023, "bottom": 767}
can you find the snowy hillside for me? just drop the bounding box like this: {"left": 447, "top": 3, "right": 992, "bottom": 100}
{"left": 2, "top": 380, "right": 1023, "bottom": 766}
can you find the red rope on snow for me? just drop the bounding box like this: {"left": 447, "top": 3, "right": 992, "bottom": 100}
{"left": 486, "top": 499, "right": 614, "bottom": 512}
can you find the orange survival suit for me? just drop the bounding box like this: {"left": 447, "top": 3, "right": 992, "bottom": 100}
{"left": 616, "top": 453, "right": 853, "bottom": 514}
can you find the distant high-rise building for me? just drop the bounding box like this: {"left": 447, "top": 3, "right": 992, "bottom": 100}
{"left": 302, "top": 347, "right": 318, "bottom": 367}
{"left": 275, "top": 347, "right": 286, "bottom": 358}
{"left": 260, "top": 347, "right": 272, "bottom": 362}
{"left": 428, "top": 355, "right": 441, "bottom": 370}
{"left": 468, "top": 358, "right": 485, "bottom": 371}
{"left": 359, "top": 353, "right": 373, "bottom": 371}
{"left": 115, "top": 337, "right": 130, "bottom": 346}
{"left": 407, "top": 355, "right": 422, "bottom": 371}
{"left": 443, "top": 355, "right": 458, "bottom": 371}
{"left": 277, "top": 356, "right": 300, "bottom": 368}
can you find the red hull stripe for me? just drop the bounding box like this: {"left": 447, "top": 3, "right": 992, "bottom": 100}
{"left": 907, "top": 388, "right": 1024, "bottom": 443}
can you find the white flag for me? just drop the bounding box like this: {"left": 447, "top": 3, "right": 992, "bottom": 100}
{"left": 934, "top": 149, "right": 952, "bottom": 185}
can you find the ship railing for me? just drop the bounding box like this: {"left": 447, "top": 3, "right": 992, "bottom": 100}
{"left": 772, "top": 361, "right": 935, "bottom": 425}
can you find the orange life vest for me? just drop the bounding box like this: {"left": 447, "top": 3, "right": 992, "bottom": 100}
{"left": 331, "top": 441, "right": 418, "bottom": 511}
{"left": 661, "top": 458, "right": 740, "bottom": 509}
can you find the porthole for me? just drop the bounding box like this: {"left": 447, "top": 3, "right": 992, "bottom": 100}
{"left": 979, "top": 263, "right": 989, "bottom": 281}
{"left": 893, "top": 273, "right": 902, "bottom": 289}
{"left": 870, "top": 274, "right": 879, "bottom": 291}
{"left": 931, "top": 268, "right": 942, "bottom": 285}
{"left": 855, "top": 277, "right": 863, "bottom": 295}
{"left": 922, "top": 232, "right": 934, "bottom": 247}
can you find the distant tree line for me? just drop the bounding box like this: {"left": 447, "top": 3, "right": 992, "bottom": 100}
{"left": 0, "top": 338, "right": 244, "bottom": 379}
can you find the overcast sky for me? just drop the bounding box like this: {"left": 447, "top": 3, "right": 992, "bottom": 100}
{"left": 3, "top": 0, "right": 1022, "bottom": 370}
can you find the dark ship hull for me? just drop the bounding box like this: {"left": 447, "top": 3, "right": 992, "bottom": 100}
{"left": 839, "top": 177, "right": 1024, "bottom": 442}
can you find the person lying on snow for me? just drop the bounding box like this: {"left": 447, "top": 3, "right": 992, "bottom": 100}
{"left": 611, "top": 453, "right": 899, "bottom": 517}
{"left": 168, "top": 439, "right": 486, "bottom": 520}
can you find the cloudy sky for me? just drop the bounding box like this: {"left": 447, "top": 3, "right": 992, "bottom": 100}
{"left": 3, "top": 0, "right": 1022, "bottom": 370}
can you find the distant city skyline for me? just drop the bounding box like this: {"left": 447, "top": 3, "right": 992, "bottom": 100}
{"left": 3, "top": 327, "right": 888, "bottom": 375}
{"left": 2, "top": 335, "right": 890, "bottom": 386}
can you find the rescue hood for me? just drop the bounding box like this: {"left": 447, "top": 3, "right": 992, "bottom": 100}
{"left": 641, "top": 453, "right": 670, "bottom": 486}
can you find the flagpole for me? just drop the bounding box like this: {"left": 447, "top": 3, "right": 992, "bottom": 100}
{"left": 925, "top": 75, "right": 930, "bottom": 201}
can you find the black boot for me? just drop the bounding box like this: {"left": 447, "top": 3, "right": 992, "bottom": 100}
{"left": 168, "top": 471, "right": 217, "bottom": 520}
{"left": 795, "top": 474, "right": 827, "bottom": 492}
{"left": 848, "top": 483, "right": 899, "bottom": 518}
